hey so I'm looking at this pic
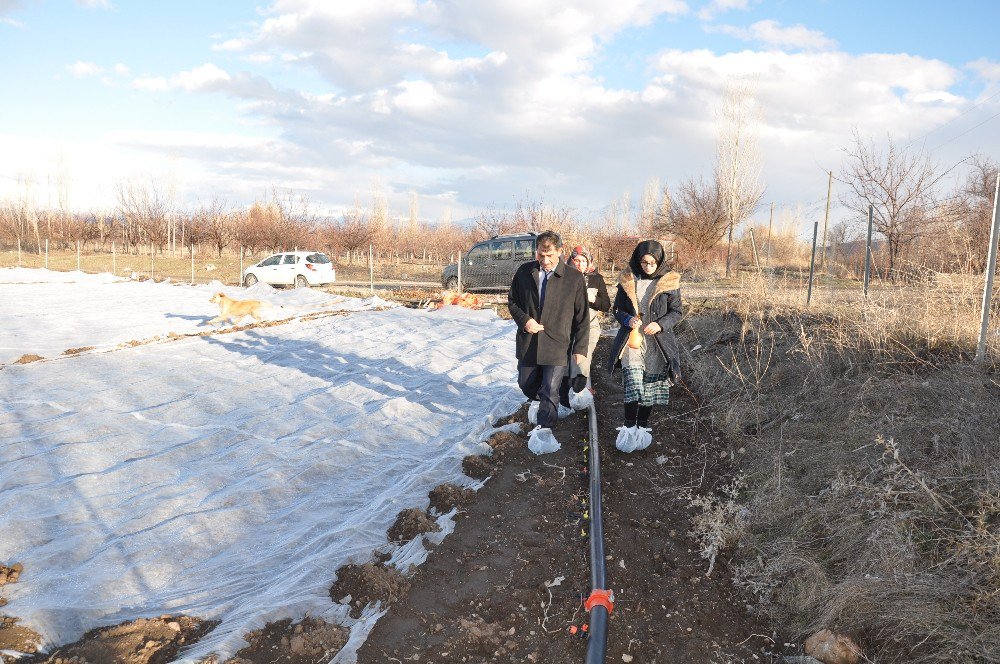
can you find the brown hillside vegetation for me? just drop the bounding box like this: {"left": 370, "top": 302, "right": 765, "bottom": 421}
{"left": 681, "top": 276, "right": 1000, "bottom": 662}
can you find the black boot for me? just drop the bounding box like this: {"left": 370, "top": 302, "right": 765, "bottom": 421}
{"left": 624, "top": 401, "right": 639, "bottom": 428}
{"left": 637, "top": 405, "right": 652, "bottom": 428}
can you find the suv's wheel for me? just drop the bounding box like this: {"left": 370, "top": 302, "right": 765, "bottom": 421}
{"left": 445, "top": 276, "right": 458, "bottom": 291}
{"left": 244, "top": 273, "right": 258, "bottom": 287}
{"left": 294, "top": 274, "right": 308, "bottom": 288}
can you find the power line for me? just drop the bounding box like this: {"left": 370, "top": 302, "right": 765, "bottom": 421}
{"left": 930, "top": 108, "right": 1000, "bottom": 153}
{"left": 905, "top": 87, "right": 1000, "bottom": 150}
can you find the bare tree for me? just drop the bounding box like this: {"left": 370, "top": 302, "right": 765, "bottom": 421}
{"left": 657, "top": 176, "right": 729, "bottom": 254}
{"left": 639, "top": 177, "right": 661, "bottom": 235}
{"left": 116, "top": 177, "right": 169, "bottom": 253}
{"left": 958, "top": 154, "right": 999, "bottom": 272}
{"left": 717, "top": 79, "right": 765, "bottom": 277}
{"left": 838, "top": 130, "right": 953, "bottom": 278}
{"left": 195, "top": 199, "right": 231, "bottom": 257}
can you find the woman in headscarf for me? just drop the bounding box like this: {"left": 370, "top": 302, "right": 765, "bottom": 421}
{"left": 606, "top": 240, "right": 682, "bottom": 452}
{"left": 566, "top": 245, "right": 611, "bottom": 402}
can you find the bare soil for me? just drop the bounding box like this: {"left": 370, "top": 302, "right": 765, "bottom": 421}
{"left": 355, "top": 339, "right": 784, "bottom": 663}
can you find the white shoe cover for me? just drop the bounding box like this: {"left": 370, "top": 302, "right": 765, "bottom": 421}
{"left": 615, "top": 425, "right": 639, "bottom": 453}
{"left": 635, "top": 426, "right": 653, "bottom": 450}
{"left": 568, "top": 387, "right": 594, "bottom": 410}
{"left": 527, "top": 400, "right": 540, "bottom": 425}
{"left": 558, "top": 404, "right": 574, "bottom": 419}
{"left": 527, "top": 426, "right": 560, "bottom": 455}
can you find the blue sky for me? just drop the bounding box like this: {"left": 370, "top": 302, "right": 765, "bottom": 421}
{"left": 1, "top": 0, "right": 998, "bottom": 229}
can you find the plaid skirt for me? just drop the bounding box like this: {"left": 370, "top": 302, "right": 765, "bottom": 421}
{"left": 621, "top": 366, "right": 672, "bottom": 405}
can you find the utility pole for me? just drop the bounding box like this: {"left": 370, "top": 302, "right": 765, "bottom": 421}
{"left": 766, "top": 202, "right": 773, "bottom": 269}
{"left": 820, "top": 170, "right": 832, "bottom": 272}
{"left": 806, "top": 220, "right": 819, "bottom": 306}
{"left": 975, "top": 174, "right": 1000, "bottom": 363}
{"left": 863, "top": 205, "right": 874, "bottom": 298}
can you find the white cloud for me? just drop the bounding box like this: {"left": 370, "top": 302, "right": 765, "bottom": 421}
{"left": 709, "top": 19, "right": 836, "bottom": 51}
{"left": 172, "top": 63, "right": 230, "bottom": 91}
{"left": 73, "top": 0, "right": 113, "bottom": 8}
{"left": 67, "top": 61, "right": 103, "bottom": 77}
{"left": 131, "top": 63, "right": 279, "bottom": 99}
{"left": 697, "top": 0, "right": 753, "bottom": 21}
{"left": 113, "top": 63, "right": 130, "bottom": 75}
{"left": 0, "top": 0, "right": 25, "bottom": 27}
{"left": 968, "top": 58, "right": 1000, "bottom": 82}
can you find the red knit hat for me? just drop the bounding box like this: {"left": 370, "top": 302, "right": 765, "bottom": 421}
{"left": 568, "top": 245, "right": 594, "bottom": 273}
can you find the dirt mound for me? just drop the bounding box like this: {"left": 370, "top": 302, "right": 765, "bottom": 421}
{"left": 461, "top": 454, "right": 492, "bottom": 480}
{"left": 62, "top": 346, "right": 95, "bottom": 356}
{"left": 386, "top": 508, "right": 440, "bottom": 544}
{"left": 226, "top": 617, "right": 348, "bottom": 664}
{"left": 20, "top": 615, "right": 217, "bottom": 664}
{"left": 14, "top": 354, "right": 43, "bottom": 364}
{"left": 485, "top": 430, "right": 522, "bottom": 456}
{"left": 328, "top": 563, "right": 411, "bottom": 619}
{"left": 0, "top": 616, "right": 42, "bottom": 660}
{"left": 428, "top": 483, "right": 475, "bottom": 513}
{"left": 0, "top": 563, "right": 22, "bottom": 586}
{"left": 493, "top": 403, "right": 529, "bottom": 429}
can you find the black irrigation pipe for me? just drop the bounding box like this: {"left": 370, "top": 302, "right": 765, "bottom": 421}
{"left": 584, "top": 401, "right": 610, "bottom": 663}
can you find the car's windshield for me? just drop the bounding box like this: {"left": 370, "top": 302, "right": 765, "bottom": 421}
{"left": 306, "top": 253, "right": 331, "bottom": 264}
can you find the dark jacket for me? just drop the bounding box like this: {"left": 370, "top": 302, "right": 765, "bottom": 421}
{"left": 582, "top": 269, "right": 611, "bottom": 314}
{"left": 508, "top": 259, "right": 590, "bottom": 367}
{"left": 607, "top": 268, "right": 683, "bottom": 381}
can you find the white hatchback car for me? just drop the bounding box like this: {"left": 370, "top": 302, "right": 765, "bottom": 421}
{"left": 243, "top": 251, "right": 336, "bottom": 288}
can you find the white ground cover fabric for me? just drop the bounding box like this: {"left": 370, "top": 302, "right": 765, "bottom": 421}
{"left": 0, "top": 269, "right": 521, "bottom": 662}
{"left": 0, "top": 267, "right": 387, "bottom": 364}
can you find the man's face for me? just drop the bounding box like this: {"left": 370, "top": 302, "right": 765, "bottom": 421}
{"left": 537, "top": 244, "right": 561, "bottom": 271}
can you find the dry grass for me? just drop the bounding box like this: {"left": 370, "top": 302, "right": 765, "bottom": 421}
{"left": 681, "top": 274, "right": 1000, "bottom": 663}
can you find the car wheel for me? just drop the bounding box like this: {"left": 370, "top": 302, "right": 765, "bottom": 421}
{"left": 244, "top": 273, "right": 258, "bottom": 287}
{"left": 295, "top": 274, "right": 308, "bottom": 288}
{"left": 445, "top": 277, "right": 458, "bottom": 291}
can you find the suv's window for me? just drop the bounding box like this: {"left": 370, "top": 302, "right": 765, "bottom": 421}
{"left": 491, "top": 240, "right": 513, "bottom": 261}
{"left": 514, "top": 239, "right": 534, "bottom": 260}
{"left": 260, "top": 255, "right": 282, "bottom": 267}
{"left": 282, "top": 254, "right": 298, "bottom": 265}
{"left": 306, "top": 253, "right": 331, "bottom": 264}
{"left": 467, "top": 243, "right": 489, "bottom": 265}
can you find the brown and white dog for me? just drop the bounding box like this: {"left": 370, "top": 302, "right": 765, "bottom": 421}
{"left": 207, "top": 292, "right": 265, "bottom": 325}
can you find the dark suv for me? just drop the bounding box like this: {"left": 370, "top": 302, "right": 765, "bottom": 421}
{"left": 442, "top": 232, "right": 537, "bottom": 291}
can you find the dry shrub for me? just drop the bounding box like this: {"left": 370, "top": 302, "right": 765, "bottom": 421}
{"left": 682, "top": 277, "right": 1000, "bottom": 662}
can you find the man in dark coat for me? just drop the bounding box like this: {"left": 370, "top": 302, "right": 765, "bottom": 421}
{"left": 507, "top": 230, "right": 590, "bottom": 450}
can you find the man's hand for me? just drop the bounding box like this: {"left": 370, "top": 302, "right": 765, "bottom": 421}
{"left": 573, "top": 353, "right": 586, "bottom": 367}
{"left": 525, "top": 318, "right": 545, "bottom": 334}
{"left": 643, "top": 321, "right": 662, "bottom": 335}
{"left": 628, "top": 316, "right": 642, "bottom": 329}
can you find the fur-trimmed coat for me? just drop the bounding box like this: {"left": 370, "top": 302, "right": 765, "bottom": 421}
{"left": 606, "top": 269, "right": 683, "bottom": 381}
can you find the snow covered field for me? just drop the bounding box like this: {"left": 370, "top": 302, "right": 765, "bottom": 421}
{"left": 0, "top": 268, "right": 522, "bottom": 661}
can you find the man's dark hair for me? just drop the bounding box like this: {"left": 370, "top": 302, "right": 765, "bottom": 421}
{"left": 536, "top": 230, "right": 562, "bottom": 250}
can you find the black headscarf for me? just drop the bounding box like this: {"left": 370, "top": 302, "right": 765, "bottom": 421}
{"left": 629, "top": 240, "right": 671, "bottom": 280}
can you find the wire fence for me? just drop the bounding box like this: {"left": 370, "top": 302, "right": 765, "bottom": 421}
{"left": 2, "top": 229, "right": 998, "bottom": 359}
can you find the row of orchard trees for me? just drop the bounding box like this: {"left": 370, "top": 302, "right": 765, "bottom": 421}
{"left": 0, "top": 180, "right": 480, "bottom": 265}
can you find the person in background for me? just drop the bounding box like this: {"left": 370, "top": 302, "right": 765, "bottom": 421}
{"left": 566, "top": 245, "right": 611, "bottom": 403}
{"left": 607, "top": 240, "right": 682, "bottom": 452}
{"left": 507, "top": 230, "right": 590, "bottom": 453}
